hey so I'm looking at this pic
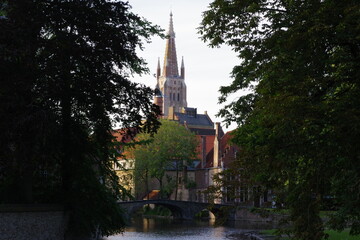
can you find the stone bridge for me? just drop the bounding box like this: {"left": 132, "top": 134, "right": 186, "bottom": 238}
{"left": 118, "top": 200, "right": 235, "bottom": 221}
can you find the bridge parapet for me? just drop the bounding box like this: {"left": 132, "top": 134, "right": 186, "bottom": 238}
{"left": 118, "top": 200, "right": 236, "bottom": 221}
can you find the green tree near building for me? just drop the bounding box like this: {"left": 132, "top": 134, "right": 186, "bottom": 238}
{"left": 199, "top": 0, "right": 360, "bottom": 239}
{"left": 133, "top": 119, "right": 198, "bottom": 200}
{"left": 0, "top": 0, "right": 161, "bottom": 238}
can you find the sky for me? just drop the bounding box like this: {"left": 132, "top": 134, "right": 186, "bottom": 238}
{"left": 128, "top": 0, "right": 240, "bottom": 131}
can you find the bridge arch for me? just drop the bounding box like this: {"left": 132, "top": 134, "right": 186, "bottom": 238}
{"left": 118, "top": 200, "right": 235, "bottom": 222}
{"left": 195, "top": 208, "right": 216, "bottom": 219}
{"left": 131, "top": 201, "right": 184, "bottom": 219}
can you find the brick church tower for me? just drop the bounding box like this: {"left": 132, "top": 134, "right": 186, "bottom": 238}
{"left": 154, "top": 12, "right": 187, "bottom": 117}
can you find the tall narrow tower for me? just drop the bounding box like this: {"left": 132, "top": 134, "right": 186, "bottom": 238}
{"left": 155, "top": 12, "right": 187, "bottom": 117}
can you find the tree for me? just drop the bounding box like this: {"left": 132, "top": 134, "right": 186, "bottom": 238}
{"left": 0, "top": 0, "right": 161, "bottom": 238}
{"left": 132, "top": 119, "right": 198, "bottom": 200}
{"left": 199, "top": 0, "right": 360, "bottom": 239}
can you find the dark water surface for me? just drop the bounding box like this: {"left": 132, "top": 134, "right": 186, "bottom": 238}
{"left": 105, "top": 217, "right": 275, "bottom": 240}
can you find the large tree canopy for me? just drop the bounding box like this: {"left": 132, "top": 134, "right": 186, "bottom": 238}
{"left": 200, "top": 0, "right": 360, "bottom": 239}
{"left": 132, "top": 119, "right": 198, "bottom": 200}
{"left": 0, "top": 0, "right": 161, "bottom": 237}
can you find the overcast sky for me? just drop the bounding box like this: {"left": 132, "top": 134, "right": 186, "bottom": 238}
{"left": 128, "top": 0, "right": 240, "bottom": 131}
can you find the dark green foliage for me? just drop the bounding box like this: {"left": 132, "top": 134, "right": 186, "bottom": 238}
{"left": 132, "top": 120, "right": 198, "bottom": 199}
{"left": 0, "top": 0, "right": 161, "bottom": 237}
{"left": 143, "top": 205, "right": 172, "bottom": 217}
{"left": 200, "top": 0, "right": 360, "bottom": 239}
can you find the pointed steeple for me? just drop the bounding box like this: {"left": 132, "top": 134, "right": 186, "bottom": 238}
{"left": 156, "top": 12, "right": 187, "bottom": 118}
{"left": 156, "top": 57, "right": 161, "bottom": 80}
{"left": 180, "top": 56, "right": 185, "bottom": 79}
{"left": 162, "top": 12, "right": 179, "bottom": 77}
{"left": 168, "top": 11, "right": 175, "bottom": 38}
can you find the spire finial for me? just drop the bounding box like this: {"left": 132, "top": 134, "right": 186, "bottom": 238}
{"left": 168, "top": 11, "right": 175, "bottom": 38}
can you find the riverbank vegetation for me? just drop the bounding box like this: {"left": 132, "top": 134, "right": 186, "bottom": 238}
{"left": 200, "top": 0, "right": 360, "bottom": 239}
{"left": 0, "top": 0, "right": 161, "bottom": 238}
{"left": 142, "top": 205, "right": 173, "bottom": 218}
{"left": 262, "top": 229, "right": 359, "bottom": 240}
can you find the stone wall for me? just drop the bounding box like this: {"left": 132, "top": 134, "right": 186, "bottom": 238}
{"left": 0, "top": 205, "right": 66, "bottom": 240}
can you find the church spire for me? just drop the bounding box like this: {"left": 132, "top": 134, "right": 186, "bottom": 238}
{"left": 162, "top": 12, "right": 179, "bottom": 77}
{"left": 156, "top": 57, "right": 161, "bottom": 80}
{"left": 155, "top": 12, "right": 187, "bottom": 118}
{"left": 180, "top": 56, "right": 185, "bottom": 79}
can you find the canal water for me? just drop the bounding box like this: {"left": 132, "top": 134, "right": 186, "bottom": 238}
{"left": 105, "top": 217, "right": 275, "bottom": 240}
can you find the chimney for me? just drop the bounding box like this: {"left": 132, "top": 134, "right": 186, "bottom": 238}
{"left": 213, "top": 122, "right": 220, "bottom": 168}
{"left": 201, "top": 136, "right": 206, "bottom": 168}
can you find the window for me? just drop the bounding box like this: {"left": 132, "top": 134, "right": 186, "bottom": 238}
{"left": 177, "top": 93, "right": 180, "bottom": 101}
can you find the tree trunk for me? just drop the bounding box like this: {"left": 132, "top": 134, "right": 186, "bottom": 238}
{"left": 61, "top": 61, "right": 72, "bottom": 208}
{"left": 22, "top": 156, "right": 34, "bottom": 203}
{"left": 183, "top": 164, "right": 187, "bottom": 183}
{"left": 175, "top": 160, "right": 179, "bottom": 200}
{"left": 157, "top": 177, "right": 163, "bottom": 199}
{"left": 145, "top": 170, "right": 149, "bottom": 200}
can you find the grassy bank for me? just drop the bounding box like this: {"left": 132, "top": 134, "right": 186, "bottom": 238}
{"left": 325, "top": 230, "right": 359, "bottom": 240}
{"left": 261, "top": 229, "right": 359, "bottom": 240}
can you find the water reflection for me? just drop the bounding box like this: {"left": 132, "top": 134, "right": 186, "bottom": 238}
{"left": 105, "top": 217, "right": 275, "bottom": 240}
